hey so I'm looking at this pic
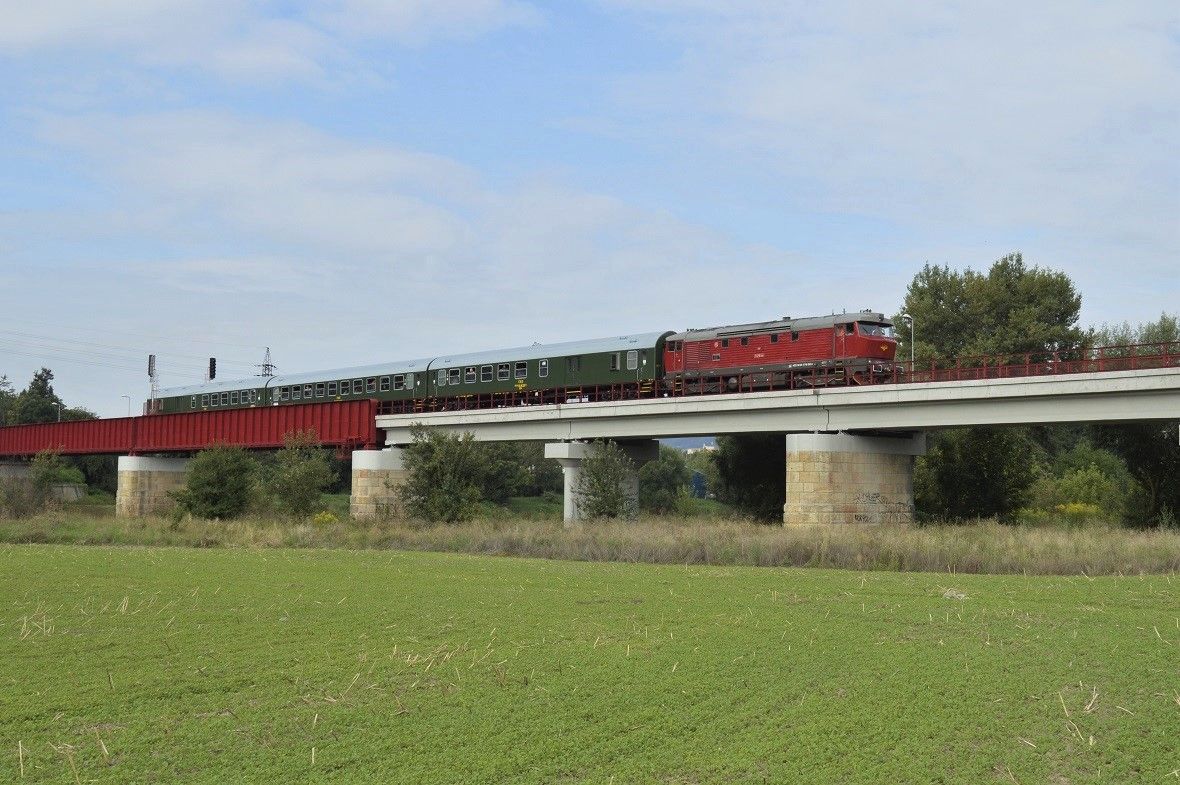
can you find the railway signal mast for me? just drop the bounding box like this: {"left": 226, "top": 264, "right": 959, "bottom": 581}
{"left": 147, "top": 353, "right": 158, "bottom": 413}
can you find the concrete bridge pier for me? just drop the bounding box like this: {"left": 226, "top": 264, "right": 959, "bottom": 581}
{"left": 545, "top": 440, "right": 659, "bottom": 525}
{"left": 115, "top": 456, "right": 190, "bottom": 518}
{"left": 350, "top": 448, "right": 408, "bottom": 519}
{"left": 783, "top": 432, "right": 926, "bottom": 526}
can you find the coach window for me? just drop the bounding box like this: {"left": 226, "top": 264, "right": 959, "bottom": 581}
{"left": 291, "top": 386, "right": 301, "bottom": 401}
{"left": 220, "top": 392, "right": 230, "bottom": 406}
{"left": 278, "top": 387, "right": 288, "bottom": 401}
{"left": 364, "top": 378, "right": 375, "bottom": 393}
{"left": 437, "top": 369, "right": 447, "bottom": 387}
{"left": 406, "top": 373, "right": 415, "bottom": 388}
{"left": 379, "top": 376, "right": 390, "bottom": 392}
{"left": 567, "top": 356, "right": 581, "bottom": 373}
{"left": 514, "top": 361, "right": 527, "bottom": 380}
{"left": 481, "top": 365, "right": 493, "bottom": 382}
{"left": 327, "top": 381, "right": 337, "bottom": 396}
{"left": 304, "top": 384, "right": 313, "bottom": 398}
{"left": 190, "top": 396, "right": 196, "bottom": 409}
{"left": 538, "top": 359, "right": 549, "bottom": 378}
{"left": 465, "top": 367, "right": 476, "bottom": 384}
{"left": 497, "top": 363, "right": 510, "bottom": 381}
{"left": 210, "top": 394, "right": 218, "bottom": 406}
{"left": 392, "top": 375, "right": 404, "bottom": 391}
{"left": 230, "top": 391, "right": 239, "bottom": 405}
{"left": 201, "top": 394, "right": 209, "bottom": 407}
{"left": 626, "top": 350, "right": 638, "bottom": 370}
{"left": 447, "top": 368, "right": 461, "bottom": 385}
{"left": 610, "top": 353, "right": 620, "bottom": 371}
{"left": 352, "top": 379, "right": 363, "bottom": 395}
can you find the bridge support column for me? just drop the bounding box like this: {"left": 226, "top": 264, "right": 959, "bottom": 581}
{"left": 350, "top": 449, "right": 408, "bottom": 519}
{"left": 115, "top": 456, "right": 190, "bottom": 518}
{"left": 784, "top": 433, "right": 925, "bottom": 526}
{"left": 545, "top": 440, "right": 659, "bottom": 525}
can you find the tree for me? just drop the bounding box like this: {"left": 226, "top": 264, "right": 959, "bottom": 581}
{"left": 576, "top": 441, "right": 638, "bottom": 520}
{"left": 639, "top": 446, "right": 691, "bottom": 514}
{"left": 400, "top": 426, "right": 485, "bottom": 523}
{"left": 0, "top": 376, "right": 15, "bottom": 426}
{"left": 11, "top": 368, "right": 63, "bottom": 425}
{"left": 713, "top": 434, "right": 785, "bottom": 522}
{"left": 1090, "top": 314, "right": 1180, "bottom": 526}
{"left": 896, "top": 253, "right": 1085, "bottom": 521}
{"left": 263, "top": 430, "right": 337, "bottom": 518}
{"left": 172, "top": 446, "right": 257, "bottom": 520}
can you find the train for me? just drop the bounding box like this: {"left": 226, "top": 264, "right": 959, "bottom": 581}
{"left": 151, "top": 310, "right": 897, "bottom": 415}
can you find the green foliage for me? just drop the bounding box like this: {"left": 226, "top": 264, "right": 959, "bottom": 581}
{"left": 401, "top": 426, "right": 485, "bottom": 523}
{"left": 638, "top": 446, "right": 690, "bottom": 514}
{"left": 172, "top": 446, "right": 257, "bottom": 520}
{"left": 0, "top": 375, "right": 14, "bottom": 426}
{"left": 576, "top": 441, "right": 637, "bottom": 520}
{"left": 683, "top": 448, "right": 720, "bottom": 499}
{"left": 476, "top": 442, "right": 534, "bottom": 503}
{"left": 10, "top": 367, "right": 63, "bottom": 424}
{"left": 895, "top": 253, "right": 1084, "bottom": 363}
{"left": 31, "top": 450, "right": 86, "bottom": 487}
{"left": 261, "top": 430, "right": 337, "bottom": 518}
{"left": 915, "top": 428, "right": 1041, "bottom": 522}
{"left": 713, "top": 433, "right": 784, "bottom": 521}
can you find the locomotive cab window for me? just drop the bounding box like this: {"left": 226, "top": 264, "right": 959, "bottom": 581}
{"left": 465, "top": 367, "right": 476, "bottom": 384}
{"left": 626, "top": 350, "right": 638, "bottom": 370}
{"left": 770, "top": 334, "right": 779, "bottom": 343}
{"left": 538, "top": 359, "right": 549, "bottom": 378}
{"left": 514, "top": 361, "right": 527, "bottom": 380}
{"left": 497, "top": 363, "right": 510, "bottom": 381}
{"left": 791, "top": 331, "right": 799, "bottom": 341}
{"left": 740, "top": 337, "right": 749, "bottom": 346}
{"left": 481, "top": 365, "right": 493, "bottom": 382}
{"left": 379, "top": 377, "right": 390, "bottom": 392}
{"left": 352, "top": 379, "right": 363, "bottom": 395}
{"left": 721, "top": 339, "right": 729, "bottom": 348}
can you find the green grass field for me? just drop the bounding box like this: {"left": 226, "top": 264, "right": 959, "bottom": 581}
{"left": 1, "top": 546, "right": 1177, "bottom": 783}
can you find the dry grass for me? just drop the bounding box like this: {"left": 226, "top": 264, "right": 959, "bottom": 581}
{"left": 2, "top": 510, "right": 1178, "bottom": 575}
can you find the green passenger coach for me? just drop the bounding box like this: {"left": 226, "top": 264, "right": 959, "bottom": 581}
{"left": 152, "top": 333, "right": 670, "bottom": 415}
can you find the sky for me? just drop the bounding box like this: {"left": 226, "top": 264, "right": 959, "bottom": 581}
{"left": 1, "top": 1, "right": 1177, "bottom": 417}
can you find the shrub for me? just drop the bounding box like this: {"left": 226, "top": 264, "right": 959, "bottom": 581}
{"left": 576, "top": 441, "right": 637, "bottom": 520}
{"left": 400, "top": 426, "right": 484, "bottom": 523}
{"left": 639, "top": 446, "right": 691, "bottom": 514}
{"left": 172, "top": 446, "right": 256, "bottom": 520}
{"left": 262, "top": 430, "right": 337, "bottom": 518}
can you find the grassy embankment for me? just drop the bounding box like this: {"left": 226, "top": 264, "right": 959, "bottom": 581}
{"left": 3, "top": 502, "right": 1180, "bottom": 576}
{"left": 2, "top": 545, "right": 1177, "bottom": 783}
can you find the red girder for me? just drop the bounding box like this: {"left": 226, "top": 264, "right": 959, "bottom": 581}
{"left": 0, "top": 399, "right": 378, "bottom": 458}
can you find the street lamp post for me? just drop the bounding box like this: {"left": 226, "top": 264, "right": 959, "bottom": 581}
{"left": 900, "top": 313, "right": 915, "bottom": 369}
{"left": 121, "top": 395, "right": 132, "bottom": 417}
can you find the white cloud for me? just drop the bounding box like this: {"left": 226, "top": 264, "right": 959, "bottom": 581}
{"left": 0, "top": 0, "right": 538, "bottom": 82}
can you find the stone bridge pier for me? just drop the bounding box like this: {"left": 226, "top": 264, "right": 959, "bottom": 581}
{"left": 115, "top": 456, "right": 190, "bottom": 517}
{"left": 783, "top": 432, "right": 926, "bottom": 526}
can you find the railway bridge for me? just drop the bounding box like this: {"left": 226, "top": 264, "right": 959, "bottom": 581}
{"left": 2, "top": 366, "right": 1178, "bottom": 525}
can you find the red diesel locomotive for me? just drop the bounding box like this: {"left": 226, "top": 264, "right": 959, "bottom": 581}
{"left": 664, "top": 310, "right": 897, "bottom": 393}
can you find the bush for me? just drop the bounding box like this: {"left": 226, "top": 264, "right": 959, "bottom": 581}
{"left": 262, "top": 430, "right": 337, "bottom": 518}
{"left": 172, "top": 446, "right": 256, "bottom": 520}
{"left": 639, "top": 447, "right": 691, "bottom": 514}
{"left": 401, "top": 426, "right": 485, "bottom": 523}
{"left": 576, "top": 441, "right": 637, "bottom": 520}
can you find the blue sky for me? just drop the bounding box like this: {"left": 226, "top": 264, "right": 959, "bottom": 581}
{"left": 1, "top": 1, "right": 1177, "bottom": 416}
